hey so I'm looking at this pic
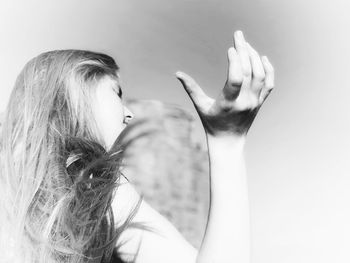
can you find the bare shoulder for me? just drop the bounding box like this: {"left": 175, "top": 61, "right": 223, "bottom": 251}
{"left": 111, "top": 176, "right": 197, "bottom": 263}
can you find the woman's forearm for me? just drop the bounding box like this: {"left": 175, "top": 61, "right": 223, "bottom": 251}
{"left": 176, "top": 30, "right": 274, "bottom": 263}
{"left": 197, "top": 135, "right": 250, "bottom": 263}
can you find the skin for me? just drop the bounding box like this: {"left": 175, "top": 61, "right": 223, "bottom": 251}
{"left": 91, "top": 76, "right": 134, "bottom": 150}
{"left": 92, "top": 30, "right": 274, "bottom": 263}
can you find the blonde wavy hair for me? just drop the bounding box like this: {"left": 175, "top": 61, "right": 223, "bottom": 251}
{"left": 0, "top": 50, "right": 135, "bottom": 263}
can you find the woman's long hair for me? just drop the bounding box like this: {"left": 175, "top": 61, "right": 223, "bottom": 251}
{"left": 0, "top": 50, "right": 135, "bottom": 263}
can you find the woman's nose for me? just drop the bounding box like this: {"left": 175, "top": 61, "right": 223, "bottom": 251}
{"left": 123, "top": 106, "right": 134, "bottom": 124}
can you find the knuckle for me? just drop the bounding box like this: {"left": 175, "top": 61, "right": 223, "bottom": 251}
{"left": 219, "top": 100, "right": 233, "bottom": 111}
{"left": 228, "top": 47, "right": 236, "bottom": 55}
{"left": 236, "top": 41, "right": 246, "bottom": 49}
{"left": 229, "top": 82, "right": 240, "bottom": 89}
{"left": 187, "top": 80, "right": 197, "bottom": 89}
{"left": 228, "top": 76, "right": 243, "bottom": 86}
{"left": 227, "top": 48, "right": 237, "bottom": 61}
{"left": 227, "top": 80, "right": 242, "bottom": 88}
{"left": 241, "top": 64, "right": 251, "bottom": 76}
{"left": 254, "top": 72, "right": 265, "bottom": 81}
{"left": 242, "top": 69, "right": 251, "bottom": 77}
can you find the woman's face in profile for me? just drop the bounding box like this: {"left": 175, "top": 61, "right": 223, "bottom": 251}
{"left": 91, "top": 75, "right": 133, "bottom": 150}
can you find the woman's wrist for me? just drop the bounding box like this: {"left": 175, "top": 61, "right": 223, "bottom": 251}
{"left": 205, "top": 133, "right": 246, "bottom": 152}
{"left": 205, "top": 132, "right": 246, "bottom": 184}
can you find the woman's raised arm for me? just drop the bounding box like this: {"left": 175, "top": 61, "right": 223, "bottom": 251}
{"left": 176, "top": 30, "right": 274, "bottom": 263}
{"left": 113, "top": 30, "right": 274, "bottom": 263}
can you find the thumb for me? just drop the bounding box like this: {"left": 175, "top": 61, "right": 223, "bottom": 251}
{"left": 175, "top": 71, "right": 208, "bottom": 111}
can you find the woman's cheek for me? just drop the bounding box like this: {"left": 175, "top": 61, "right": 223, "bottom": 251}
{"left": 92, "top": 90, "right": 125, "bottom": 148}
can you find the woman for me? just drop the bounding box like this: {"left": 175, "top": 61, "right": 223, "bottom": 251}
{"left": 0, "top": 30, "right": 274, "bottom": 263}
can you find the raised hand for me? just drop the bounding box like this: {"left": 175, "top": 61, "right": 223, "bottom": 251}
{"left": 176, "top": 30, "right": 274, "bottom": 137}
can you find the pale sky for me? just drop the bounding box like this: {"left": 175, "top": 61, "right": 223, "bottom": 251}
{"left": 1, "top": 0, "right": 350, "bottom": 262}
